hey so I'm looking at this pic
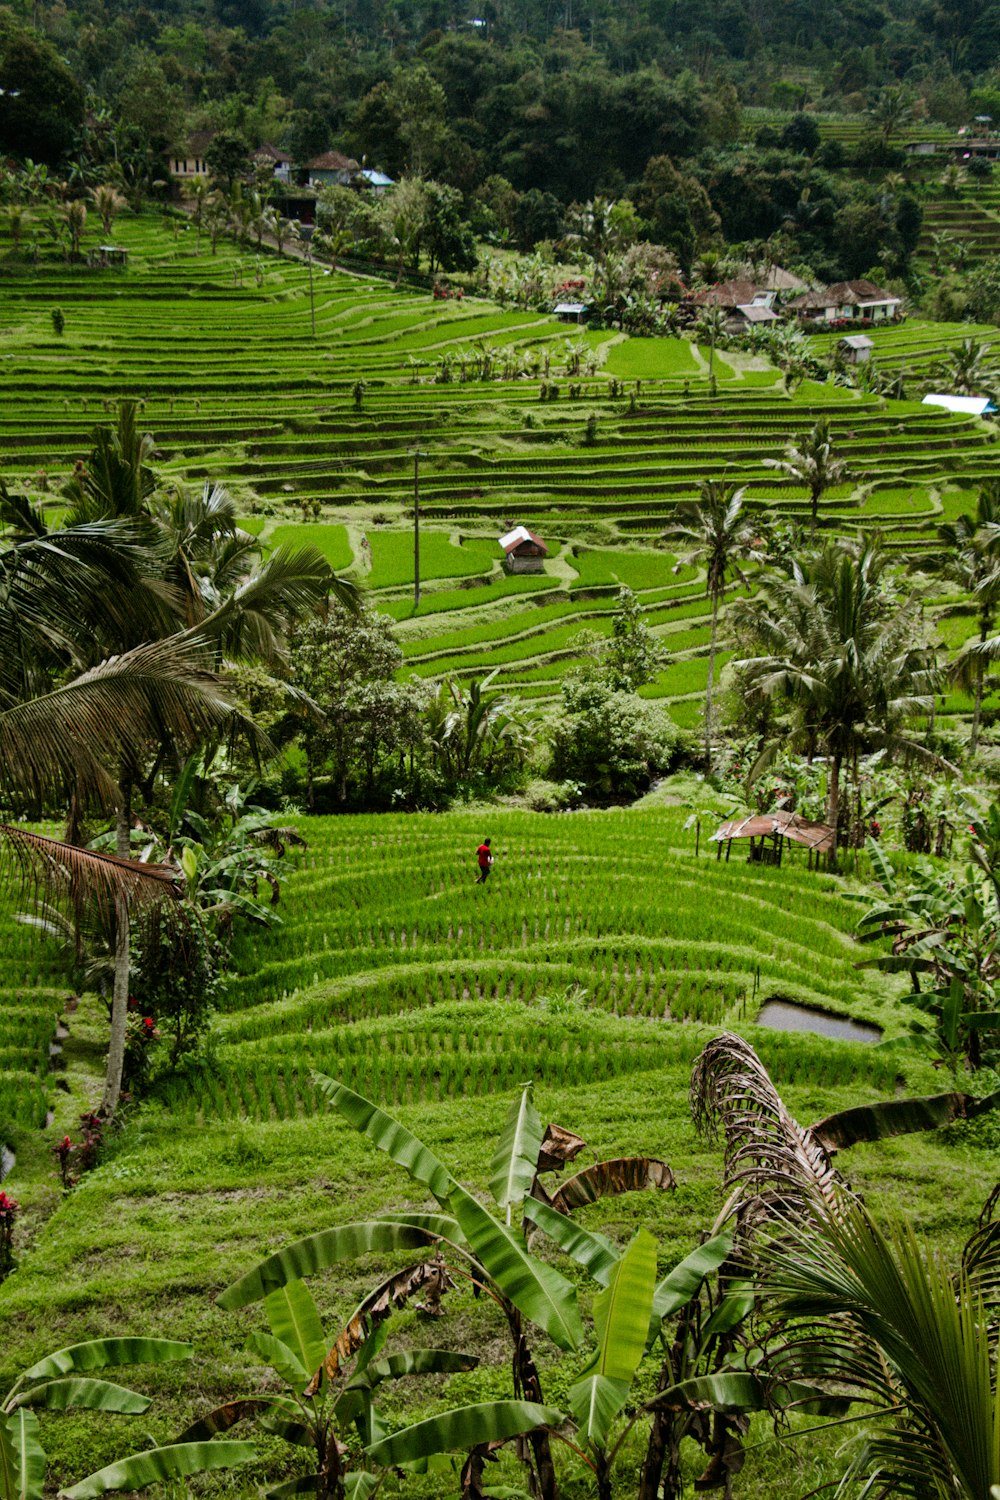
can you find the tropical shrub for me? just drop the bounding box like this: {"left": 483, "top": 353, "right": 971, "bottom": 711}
{"left": 549, "top": 679, "right": 680, "bottom": 800}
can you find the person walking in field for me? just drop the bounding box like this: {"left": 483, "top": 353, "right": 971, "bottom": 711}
{"left": 475, "top": 837, "right": 493, "bottom": 883}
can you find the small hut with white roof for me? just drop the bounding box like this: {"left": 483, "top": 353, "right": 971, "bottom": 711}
{"left": 499, "top": 525, "right": 548, "bottom": 574}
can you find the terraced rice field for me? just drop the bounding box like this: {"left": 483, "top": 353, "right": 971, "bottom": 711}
{"left": 160, "top": 806, "right": 908, "bottom": 1127}
{"left": 2, "top": 210, "right": 999, "bottom": 724}
{"left": 5, "top": 807, "right": 994, "bottom": 1495}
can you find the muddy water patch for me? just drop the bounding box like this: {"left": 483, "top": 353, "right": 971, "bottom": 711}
{"left": 757, "top": 998, "right": 882, "bottom": 1045}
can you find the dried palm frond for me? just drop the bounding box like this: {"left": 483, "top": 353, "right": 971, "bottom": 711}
{"left": 0, "top": 823, "right": 179, "bottom": 921}
{"left": 689, "top": 1032, "right": 846, "bottom": 1241}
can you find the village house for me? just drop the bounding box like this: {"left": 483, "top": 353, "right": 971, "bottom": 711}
{"left": 302, "top": 151, "right": 361, "bottom": 188}
{"left": 788, "top": 280, "right": 903, "bottom": 324}
{"left": 252, "top": 144, "right": 293, "bottom": 183}
{"left": 684, "top": 279, "right": 780, "bottom": 333}
{"left": 499, "top": 526, "right": 548, "bottom": 574}
{"left": 167, "top": 130, "right": 215, "bottom": 180}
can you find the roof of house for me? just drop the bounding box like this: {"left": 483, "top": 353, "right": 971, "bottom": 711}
{"left": 182, "top": 130, "right": 216, "bottom": 156}
{"left": 735, "top": 263, "right": 810, "bottom": 292}
{"left": 499, "top": 525, "right": 548, "bottom": 555}
{"left": 359, "top": 168, "right": 395, "bottom": 188}
{"left": 922, "top": 393, "right": 996, "bottom": 415}
{"left": 710, "top": 809, "right": 836, "bottom": 855}
{"left": 788, "top": 280, "right": 902, "bottom": 310}
{"left": 736, "top": 303, "right": 780, "bottom": 323}
{"left": 553, "top": 301, "right": 588, "bottom": 315}
{"left": 304, "top": 151, "right": 360, "bottom": 173}
{"left": 839, "top": 334, "right": 875, "bottom": 349}
{"left": 253, "top": 144, "right": 292, "bottom": 164}
{"left": 690, "top": 279, "right": 771, "bottom": 309}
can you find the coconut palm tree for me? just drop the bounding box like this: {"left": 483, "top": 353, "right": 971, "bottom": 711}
{"left": 90, "top": 184, "right": 126, "bottom": 239}
{"left": 692, "top": 1031, "right": 1000, "bottom": 1500}
{"left": 61, "top": 199, "right": 88, "bottom": 259}
{"left": 731, "top": 537, "right": 938, "bottom": 856}
{"left": 693, "top": 304, "right": 728, "bottom": 384}
{"left": 763, "top": 416, "right": 848, "bottom": 538}
{"left": 662, "top": 482, "right": 757, "bottom": 766}
{"left": 934, "top": 338, "right": 1000, "bottom": 396}
{"left": 761, "top": 1187, "right": 1000, "bottom": 1500}
{"left": 3, "top": 404, "right": 349, "bottom": 1114}
{"left": 931, "top": 485, "right": 1000, "bottom": 753}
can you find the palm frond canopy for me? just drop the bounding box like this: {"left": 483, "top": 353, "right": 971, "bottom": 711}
{"left": 0, "top": 634, "right": 245, "bottom": 805}
{"left": 0, "top": 823, "right": 179, "bottom": 916}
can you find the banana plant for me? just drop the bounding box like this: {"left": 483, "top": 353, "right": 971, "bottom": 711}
{"left": 217, "top": 1079, "right": 578, "bottom": 1500}
{"left": 0, "top": 1335, "right": 255, "bottom": 1500}
{"left": 181, "top": 1274, "right": 479, "bottom": 1499}
{"left": 216, "top": 1081, "right": 688, "bottom": 1500}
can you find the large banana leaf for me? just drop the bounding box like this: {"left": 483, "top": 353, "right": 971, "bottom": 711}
{"left": 0, "top": 1410, "right": 44, "bottom": 1500}
{"left": 448, "top": 1186, "right": 582, "bottom": 1351}
{"left": 488, "top": 1085, "right": 543, "bottom": 1212}
{"left": 60, "top": 1441, "right": 258, "bottom": 1499}
{"left": 246, "top": 1333, "right": 307, "bottom": 1390}
{"left": 313, "top": 1077, "right": 454, "bottom": 1203}
{"left": 13, "top": 1380, "right": 150, "bottom": 1414}
{"left": 265, "top": 1281, "right": 327, "bottom": 1377}
{"left": 352, "top": 1350, "right": 478, "bottom": 1389}
{"left": 522, "top": 1198, "right": 620, "bottom": 1286}
{"left": 652, "top": 1231, "right": 733, "bottom": 1321}
{"left": 176, "top": 1398, "right": 273, "bottom": 1442}
{"left": 20, "top": 1339, "right": 191, "bottom": 1384}
{"left": 549, "top": 1156, "right": 675, "bottom": 1214}
{"left": 567, "top": 1374, "right": 630, "bottom": 1449}
{"left": 367, "top": 1401, "right": 563, "bottom": 1467}
{"left": 217, "top": 1218, "right": 456, "bottom": 1309}
{"left": 809, "top": 1090, "right": 1000, "bottom": 1152}
{"left": 590, "top": 1228, "right": 657, "bottom": 1383}
{"left": 345, "top": 1475, "right": 379, "bottom": 1500}
{"left": 266, "top": 1479, "right": 322, "bottom": 1499}
{"left": 648, "top": 1372, "right": 768, "bottom": 1414}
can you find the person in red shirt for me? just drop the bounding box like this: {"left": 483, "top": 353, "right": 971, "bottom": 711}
{"left": 475, "top": 838, "right": 493, "bottom": 883}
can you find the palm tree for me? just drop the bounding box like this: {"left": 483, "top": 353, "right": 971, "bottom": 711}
{"left": 3, "top": 404, "right": 347, "bottom": 1114}
{"left": 692, "top": 1032, "right": 1000, "bottom": 1500}
{"left": 693, "top": 305, "right": 728, "bottom": 386}
{"left": 185, "top": 175, "right": 210, "bottom": 250}
{"left": 662, "top": 482, "right": 756, "bottom": 765}
{"left": 867, "top": 84, "right": 915, "bottom": 147}
{"left": 761, "top": 1188, "right": 1000, "bottom": 1500}
{"left": 931, "top": 485, "right": 1000, "bottom": 753}
{"left": 763, "top": 417, "right": 848, "bottom": 538}
{"left": 61, "top": 199, "right": 87, "bottom": 259}
{"left": 90, "top": 184, "right": 126, "bottom": 239}
{"left": 934, "top": 338, "right": 1000, "bottom": 396}
{"left": 731, "top": 537, "right": 938, "bottom": 856}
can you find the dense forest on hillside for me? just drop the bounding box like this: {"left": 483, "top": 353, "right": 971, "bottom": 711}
{"left": 3, "top": 0, "right": 1000, "bottom": 214}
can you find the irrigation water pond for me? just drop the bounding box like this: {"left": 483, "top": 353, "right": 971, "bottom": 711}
{"left": 757, "top": 998, "right": 883, "bottom": 1045}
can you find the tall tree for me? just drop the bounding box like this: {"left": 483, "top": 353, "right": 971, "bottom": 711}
{"left": 662, "top": 482, "right": 756, "bottom": 766}
{"left": 763, "top": 417, "right": 848, "bottom": 538}
{"left": 3, "top": 404, "right": 343, "bottom": 1114}
{"left": 931, "top": 485, "right": 1000, "bottom": 753}
{"left": 731, "top": 537, "right": 938, "bottom": 856}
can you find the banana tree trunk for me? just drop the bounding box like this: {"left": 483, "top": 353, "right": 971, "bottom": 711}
{"left": 507, "top": 1307, "right": 558, "bottom": 1500}
{"left": 101, "top": 772, "right": 133, "bottom": 1117}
